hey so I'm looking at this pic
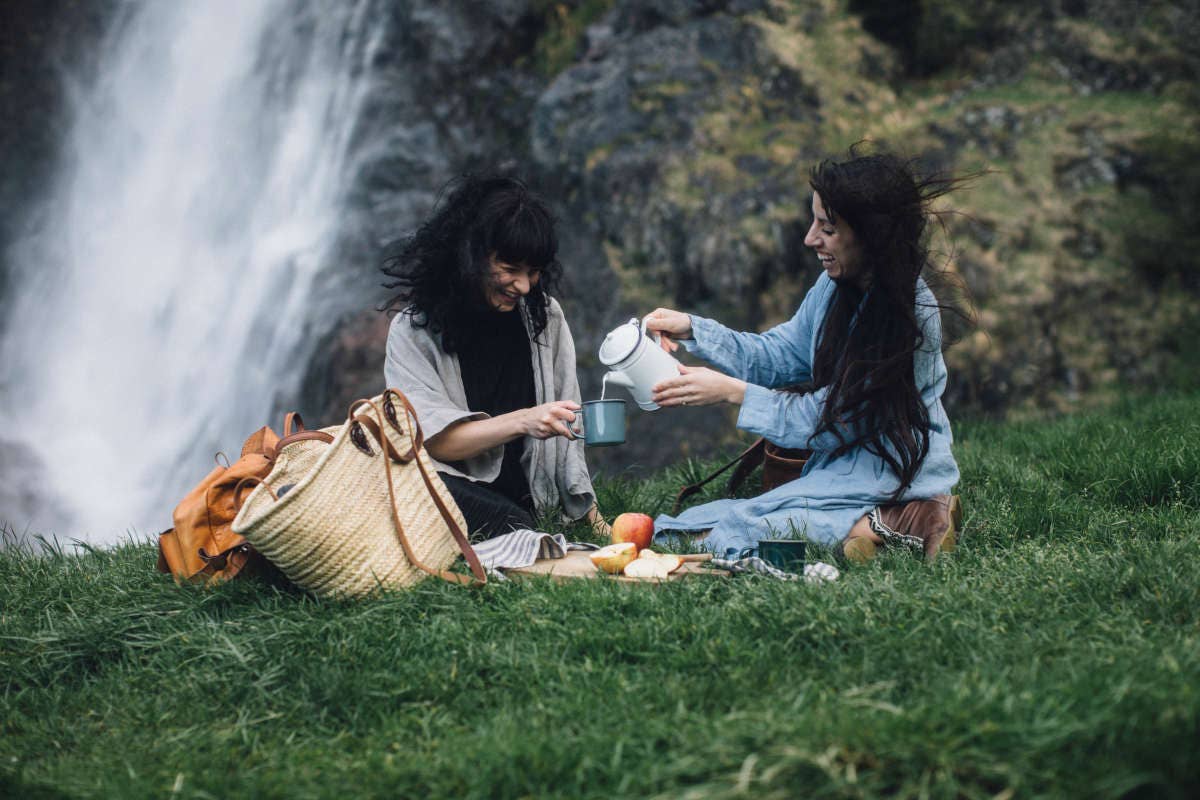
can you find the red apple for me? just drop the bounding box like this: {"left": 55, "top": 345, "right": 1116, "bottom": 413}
{"left": 611, "top": 512, "right": 654, "bottom": 552}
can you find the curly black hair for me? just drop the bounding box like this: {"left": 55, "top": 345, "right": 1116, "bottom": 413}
{"left": 381, "top": 174, "right": 563, "bottom": 353}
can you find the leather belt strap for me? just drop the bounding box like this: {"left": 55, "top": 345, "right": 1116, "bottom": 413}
{"left": 671, "top": 437, "right": 765, "bottom": 515}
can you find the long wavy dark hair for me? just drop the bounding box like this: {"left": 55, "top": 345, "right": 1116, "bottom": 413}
{"left": 381, "top": 174, "right": 563, "bottom": 353}
{"left": 808, "top": 147, "right": 975, "bottom": 498}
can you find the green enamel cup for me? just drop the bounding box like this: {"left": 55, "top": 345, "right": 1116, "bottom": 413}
{"left": 755, "top": 539, "right": 806, "bottom": 573}
{"left": 577, "top": 399, "right": 626, "bottom": 447}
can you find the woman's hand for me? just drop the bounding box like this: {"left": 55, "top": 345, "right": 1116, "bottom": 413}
{"left": 652, "top": 364, "right": 747, "bottom": 407}
{"left": 427, "top": 400, "right": 581, "bottom": 462}
{"left": 644, "top": 308, "right": 693, "bottom": 353}
{"left": 520, "top": 400, "right": 582, "bottom": 440}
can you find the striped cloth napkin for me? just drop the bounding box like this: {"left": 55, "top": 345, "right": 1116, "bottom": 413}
{"left": 470, "top": 529, "right": 599, "bottom": 579}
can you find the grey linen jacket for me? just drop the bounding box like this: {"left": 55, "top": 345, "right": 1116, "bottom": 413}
{"left": 384, "top": 296, "right": 596, "bottom": 521}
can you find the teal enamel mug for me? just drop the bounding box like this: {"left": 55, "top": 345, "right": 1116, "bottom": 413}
{"left": 577, "top": 399, "right": 626, "bottom": 447}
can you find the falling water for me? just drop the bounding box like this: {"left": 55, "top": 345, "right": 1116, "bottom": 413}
{"left": 0, "top": 0, "right": 385, "bottom": 544}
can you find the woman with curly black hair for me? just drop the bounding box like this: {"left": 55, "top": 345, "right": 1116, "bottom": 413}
{"left": 647, "top": 148, "right": 972, "bottom": 563}
{"left": 382, "top": 174, "right": 605, "bottom": 539}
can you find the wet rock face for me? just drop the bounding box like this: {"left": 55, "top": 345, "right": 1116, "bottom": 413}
{"left": 530, "top": 7, "right": 820, "bottom": 324}
{"left": 348, "top": 0, "right": 548, "bottom": 249}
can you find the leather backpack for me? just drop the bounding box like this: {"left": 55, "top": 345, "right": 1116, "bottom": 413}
{"left": 156, "top": 413, "right": 333, "bottom": 584}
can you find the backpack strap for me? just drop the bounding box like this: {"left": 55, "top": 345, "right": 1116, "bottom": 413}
{"left": 671, "top": 438, "right": 766, "bottom": 515}
{"left": 232, "top": 476, "right": 277, "bottom": 512}
{"left": 269, "top": 428, "right": 334, "bottom": 459}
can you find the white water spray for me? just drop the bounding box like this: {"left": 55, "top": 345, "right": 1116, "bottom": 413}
{"left": 1, "top": 0, "right": 384, "bottom": 544}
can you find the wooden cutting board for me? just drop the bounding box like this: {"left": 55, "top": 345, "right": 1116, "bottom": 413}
{"left": 505, "top": 550, "right": 728, "bottom": 583}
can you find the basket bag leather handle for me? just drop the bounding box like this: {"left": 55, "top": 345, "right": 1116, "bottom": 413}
{"left": 283, "top": 411, "right": 304, "bottom": 437}
{"left": 349, "top": 391, "right": 486, "bottom": 586}
{"left": 353, "top": 414, "right": 414, "bottom": 464}
{"left": 379, "top": 389, "right": 487, "bottom": 585}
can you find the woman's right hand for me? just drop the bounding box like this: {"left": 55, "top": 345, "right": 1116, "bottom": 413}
{"left": 521, "top": 400, "right": 582, "bottom": 440}
{"left": 644, "top": 308, "right": 693, "bottom": 353}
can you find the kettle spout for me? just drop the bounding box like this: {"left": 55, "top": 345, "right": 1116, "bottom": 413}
{"left": 604, "top": 370, "right": 635, "bottom": 388}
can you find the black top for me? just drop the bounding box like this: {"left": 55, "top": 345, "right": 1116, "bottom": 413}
{"left": 454, "top": 308, "right": 536, "bottom": 513}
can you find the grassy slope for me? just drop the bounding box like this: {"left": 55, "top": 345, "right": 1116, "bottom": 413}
{"left": 2, "top": 393, "right": 1199, "bottom": 799}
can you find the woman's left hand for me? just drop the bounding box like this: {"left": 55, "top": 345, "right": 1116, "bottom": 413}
{"left": 652, "top": 364, "right": 747, "bottom": 407}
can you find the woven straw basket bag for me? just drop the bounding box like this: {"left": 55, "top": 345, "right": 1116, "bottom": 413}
{"left": 231, "top": 389, "right": 486, "bottom": 597}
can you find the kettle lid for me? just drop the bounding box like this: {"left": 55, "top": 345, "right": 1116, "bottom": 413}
{"left": 598, "top": 317, "right": 642, "bottom": 366}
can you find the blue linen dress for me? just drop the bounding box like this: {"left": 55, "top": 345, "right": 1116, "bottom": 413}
{"left": 653, "top": 273, "right": 960, "bottom": 555}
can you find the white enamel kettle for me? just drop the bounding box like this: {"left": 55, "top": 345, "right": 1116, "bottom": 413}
{"left": 598, "top": 316, "right": 682, "bottom": 411}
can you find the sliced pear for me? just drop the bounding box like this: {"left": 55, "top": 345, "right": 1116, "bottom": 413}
{"left": 623, "top": 557, "right": 673, "bottom": 580}
{"left": 652, "top": 553, "right": 684, "bottom": 573}
{"left": 634, "top": 548, "right": 683, "bottom": 573}
{"left": 589, "top": 542, "right": 638, "bottom": 574}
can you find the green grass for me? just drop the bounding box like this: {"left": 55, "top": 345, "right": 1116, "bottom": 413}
{"left": 3, "top": 393, "right": 1199, "bottom": 798}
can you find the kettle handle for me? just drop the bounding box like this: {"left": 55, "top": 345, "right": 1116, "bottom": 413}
{"left": 639, "top": 313, "right": 663, "bottom": 346}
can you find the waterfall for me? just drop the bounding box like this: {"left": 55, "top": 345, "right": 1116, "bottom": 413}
{"left": 0, "top": 0, "right": 385, "bottom": 545}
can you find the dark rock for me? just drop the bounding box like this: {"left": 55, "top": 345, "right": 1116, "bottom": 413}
{"left": 299, "top": 309, "right": 392, "bottom": 426}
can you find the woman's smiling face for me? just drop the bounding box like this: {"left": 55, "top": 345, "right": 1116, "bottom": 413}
{"left": 804, "top": 191, "right": 865, "bottom": 285}
{"left": 485, "top": 254, "right": 540, "bottom": 312}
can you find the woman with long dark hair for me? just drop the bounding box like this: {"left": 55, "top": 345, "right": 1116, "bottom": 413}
{"left": 382, "top": 174, "right": 606, "bottom": 539}
{"left": 647, "top": 149, "right": 968, "bottom": 562}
